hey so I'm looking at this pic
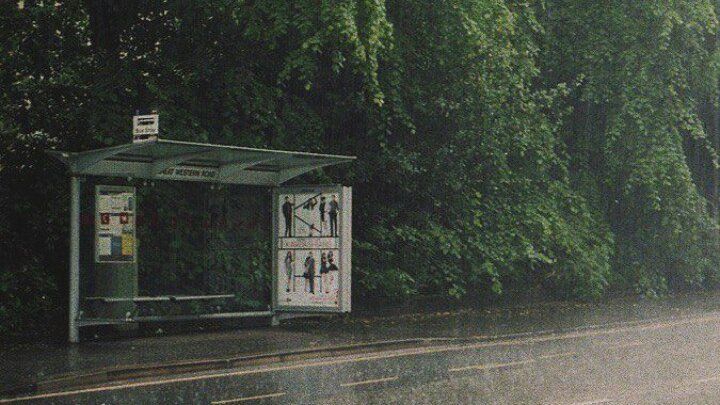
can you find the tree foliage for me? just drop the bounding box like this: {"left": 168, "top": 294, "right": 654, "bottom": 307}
{"left": 540, "top": 0, "right": 720, "bottom": 295}
{"left": 1, "top": 0, "right": 719, "bottom": 339}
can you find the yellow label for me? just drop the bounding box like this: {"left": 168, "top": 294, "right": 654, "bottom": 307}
{"left": 121, "top": 234, "right": 134, "bottom": 256}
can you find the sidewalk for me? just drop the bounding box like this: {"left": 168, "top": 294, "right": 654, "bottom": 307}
{"left": 4, "top": 290, "right": 720, "bottom": 395}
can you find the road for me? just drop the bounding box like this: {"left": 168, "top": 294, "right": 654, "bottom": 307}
{"left": 4, "top": 310, "right": 720, "bottom": 404}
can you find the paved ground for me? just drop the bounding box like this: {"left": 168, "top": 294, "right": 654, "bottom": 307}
{"left": 4, "top": 291, "right": 720, "bottom": 403}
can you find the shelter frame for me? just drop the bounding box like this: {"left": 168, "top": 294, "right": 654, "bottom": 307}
{"left": 49, "top": 139, "right": 354, "bottom": 343}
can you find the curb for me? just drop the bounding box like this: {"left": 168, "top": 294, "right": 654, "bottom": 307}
{"left": 2, "top": 338, "right": 437, "bottom": 398}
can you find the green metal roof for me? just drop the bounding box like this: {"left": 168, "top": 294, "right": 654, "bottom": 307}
{"left": 47, "top": 139, "right": 355, "bottom": 185}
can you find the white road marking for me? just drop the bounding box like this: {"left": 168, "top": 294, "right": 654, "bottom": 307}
{"left": 211, "top": 391, "right": 285, "bottom": 404}
{"left": 449, "top": 351, "right": 575, "bottom": 373}
{"left": 568, "top": 399, "right": 613, "bottom": 405}
{"left": 340, "top": 376, "right": 398, "bottom": 387}
{"left": 696, "top": 376, "right": 720, "bottom": 384}
{"left": 536, "top": 351, "right": 577, "bottom": 360}
{"left": 558, "top": 363, "right": 720, "bottom": 404}
{"left": 600, "top": 341, "right": 644, "bottom": 351}
{"left": 449, "top": 359, "right": 534, "bottom": 373}
{"left": 610, "top": 375, "right": 720, "bottom": 403}
{"left": 4, "top": 313, "right": 720, "bottom": 403}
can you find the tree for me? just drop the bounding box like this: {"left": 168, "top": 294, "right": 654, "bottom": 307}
{"left": 540, "top": 0, "right": 720, "bottom": 294}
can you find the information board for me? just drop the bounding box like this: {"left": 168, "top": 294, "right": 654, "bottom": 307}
{"left": 273, "top": 185, "right": 352, "bottom": 312}
{"left": 95, "top": 185, "right": 136, "bottom": 263}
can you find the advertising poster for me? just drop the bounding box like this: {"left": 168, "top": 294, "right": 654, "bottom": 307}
{"left": 95, "top": 186, "right": 136, "bottom": 263}
{"left": 274, "top": 186, "right": 351, "bottom": 312}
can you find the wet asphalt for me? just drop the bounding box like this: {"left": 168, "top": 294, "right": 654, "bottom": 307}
{"left": 5, "top": 292, "right": 720, "bottom": 404}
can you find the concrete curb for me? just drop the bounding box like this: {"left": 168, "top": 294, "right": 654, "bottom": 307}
{"left": 2, "top": 338, "right": 438, "bottom": 398}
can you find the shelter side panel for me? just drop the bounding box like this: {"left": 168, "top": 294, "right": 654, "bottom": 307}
{"left": 274, "top": 186, "right": 349, "bottom": 311}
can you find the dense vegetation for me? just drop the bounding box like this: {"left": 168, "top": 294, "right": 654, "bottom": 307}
{"left": 2, "top": 0, "right": 720, "bottom": 339}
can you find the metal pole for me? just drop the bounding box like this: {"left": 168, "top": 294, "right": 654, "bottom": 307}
{"left": 69, "top": 176, "right": 81, "bottom": 343}
{"left": 271, "top": 187, "right": 279, "bottom": 326}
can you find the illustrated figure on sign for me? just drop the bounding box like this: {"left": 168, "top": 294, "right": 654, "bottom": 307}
{"left": 282, "top": 196, "right": 293, "bottom": 237}
{"left": 319, "top": 196, "right": 327, "bottom": 235}
{"left": 303, "top": 197, "right": 317, "bottom": 211}
{"left": 301, "top": 196, "right": 319, "bottom": 236}
{"left": 320, "top": 252, "right": 328, "bottom": 293}
{"left": 329, "top": 195, "right": 339, "bottom": 237}
{"left": 304, "top": 253, "right": 316, "bottom": 294}
{"left": 284, "top": 251, "right": 295, "bottom": 292}
{"left": 326, "top": 252, "right": 339, "bottom": 294}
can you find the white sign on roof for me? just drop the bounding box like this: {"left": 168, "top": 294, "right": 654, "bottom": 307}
{"left": 156, "top": 166, "right": 219, "bottom": 181}
{"left": 132, "top": 114, "right": 159, "bottom": 142}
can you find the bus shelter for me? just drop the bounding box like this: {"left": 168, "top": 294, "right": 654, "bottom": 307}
{"left": 49, "top": 138, "right": 354, "bottom": 342}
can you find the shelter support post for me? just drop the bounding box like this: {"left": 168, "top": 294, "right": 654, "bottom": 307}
{"left": 69, "top": 176, "right": 81, "bottom": 343}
